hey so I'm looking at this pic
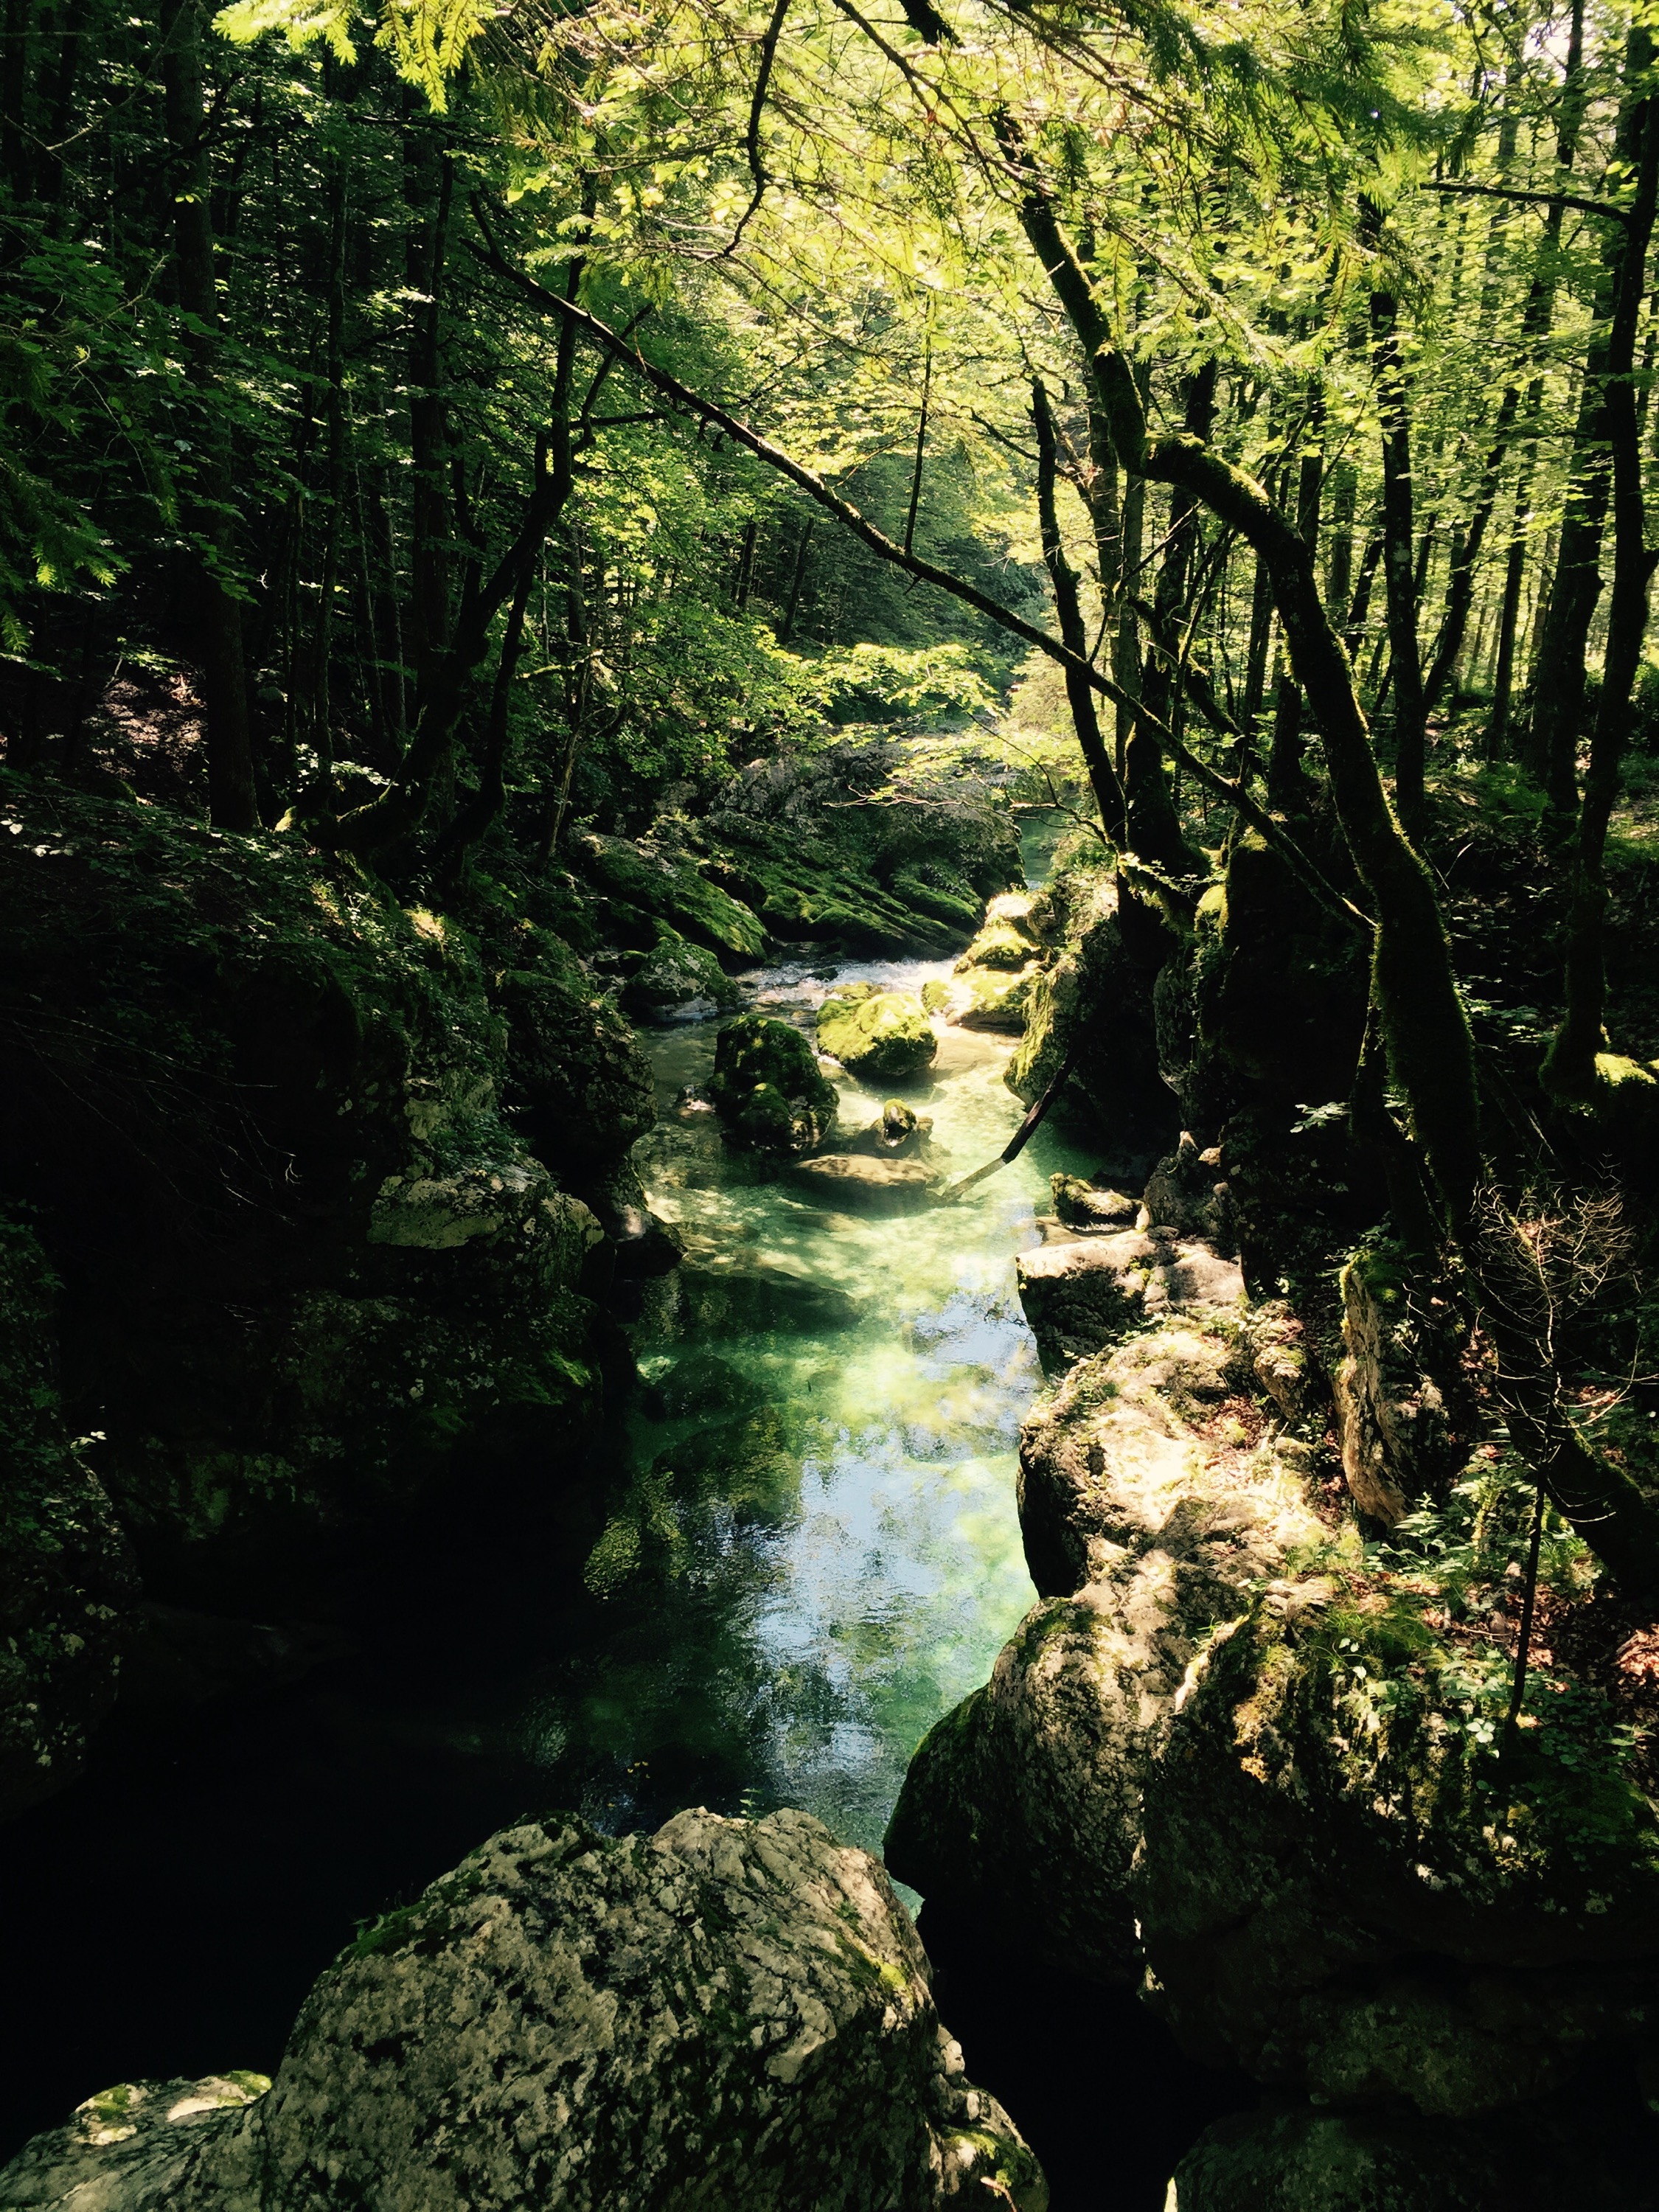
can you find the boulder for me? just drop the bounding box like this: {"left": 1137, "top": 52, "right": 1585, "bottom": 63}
{"left": 1049, "top": 1174, "right": 1137, "bottom": 1232}
{"left": 1135, "top": 1587, "right": 1659, "bottom": 2117}
{"left": 1015, "top": 1230, "right": 1245, "bottom": 1374}
{"left": 574, "top": 832, "right": 767, "bottom": 961}
{"left": 886, "top": 1315, "right": 1323, "bottom": 1980}
{"left": 954, "top": 893, "right": 1043, "bottom": 972}
{"left": 951, "top": 963, "right": 1039, "bottom": 1033}
{"left": 816, "top": 988, "right": 937, "bottom": 1082}
{"left": 709, "top": 1014, "right": 839, "bottom": 1154}
{"left": 498, "top": 966, "right": 658, "bottom": 1169}
{"left": 622, "top": 936, "right": 741, "bottom": 1023}
{"left": 879, "top": 1099, "right": 931, "bottom": 1150}
{"left": 0, "top": 1809, "right": 1048, "bottom": 2212}
{"left": 791, "top": 1154, "right": 941, "bottom": 1211}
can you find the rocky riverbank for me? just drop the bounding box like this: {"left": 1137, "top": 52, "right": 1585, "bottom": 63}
{"left": 886, "top": 1159, "right": 1659, "bottom": 2208}
{"left": 0, "top": 1806, "right": 1046, "bottom": 2211}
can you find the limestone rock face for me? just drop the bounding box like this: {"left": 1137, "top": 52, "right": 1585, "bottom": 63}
{"left": 1015, "top": 1230, "right": 1245, "bottom": 1374}
{"left": 0, "top": 1810, "right": 1047, "bottom": 2212}
{"left": 709, "top": 1014, "right": 839, "bottom": 1154}
{"left": 886, "top": 1314, "right": 1324, "bottom": 1978}
{"left": 816, "top": 986, "right": 937, "bottom": 1082}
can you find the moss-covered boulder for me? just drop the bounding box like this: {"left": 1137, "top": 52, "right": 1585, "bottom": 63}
{"left": 816, "top": 987, "right": 936, "bottom": 1082}
{"left": 0, "top": 1809, "right": 1048, "bottom": 2212}
{"left": 709, "top": 1014, "right": 838, "bottom": 1154}
{"left": 945, "top": 892, "right": 1045, "bottom": 1033}
{"left": 622, "top": 935, "right": 740, "bottom": 1023}
{"left": 0, "top": 1213, "right": 137, "bottom": 1819}
{"left": 497, "top": 956, "right": 657, "bottom": 1169}
{"left": 574, "top": 832, "right": 767, "bottom": 961}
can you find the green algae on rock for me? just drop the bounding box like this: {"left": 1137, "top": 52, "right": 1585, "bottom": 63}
{"left": 709, "top": 1013, "right": 839, "bottom": 1153}
{"left": 816, "top": 986, "right": 937, "bottom": 1082}
{"left": 0, "top": 1809, "right": 1048, "bottom": 2212}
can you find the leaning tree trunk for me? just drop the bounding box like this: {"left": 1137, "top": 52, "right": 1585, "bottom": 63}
{"left": 158, "top": 0, "right": 259, "bottom": 831}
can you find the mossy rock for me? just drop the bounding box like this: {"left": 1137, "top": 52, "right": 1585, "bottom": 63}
{"left": 575, "top": 833, "right": 766, "bottom": 961}
{"left": 954, "top": 962, "right": 1038, "bottom": 1034}
{"left": 956, "top": 894, "right": 1043, "bottom": 973}
{"left": 498, "top": 966, "right": 657, "bottom": 1167}
{"left": 623, "top": 936, "right": 740, "bottom": 1023}
{"left": 708, "top": 1015, "right": 838, "bottom": 1154}
{"left": 815, "top": 989, "right": 936, "bottom": 1081}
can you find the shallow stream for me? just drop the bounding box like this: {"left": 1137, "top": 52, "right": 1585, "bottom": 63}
{"left": 0, "top": 814, "right": 1109, "bottom": 2154}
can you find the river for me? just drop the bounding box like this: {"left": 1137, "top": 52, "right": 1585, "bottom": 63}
{"left": 0, "top": 813, "right": 1128, "bottom": 2169}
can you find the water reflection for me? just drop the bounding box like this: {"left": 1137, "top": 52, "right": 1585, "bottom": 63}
{"left": 521, "top": 818, "right": 1093, "bottom": 1862}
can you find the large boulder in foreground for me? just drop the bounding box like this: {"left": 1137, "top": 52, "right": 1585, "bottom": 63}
{"left": 0, "top": 1808, "right": 1046, "bottom": 2212}
{"left": 816, "top": 985, "right": 937, "bottom": 1082}
{"left": 709, "top": 1013, "right": 839, "bottom": 1154}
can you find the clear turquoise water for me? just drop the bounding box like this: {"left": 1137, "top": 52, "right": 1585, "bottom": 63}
{"left": 514, "top": 813, "right": 1096, "bottom": 1868}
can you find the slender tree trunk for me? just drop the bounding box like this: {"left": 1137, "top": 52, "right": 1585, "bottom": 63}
{"left": 405, "top": 115, "right": 453, "bottom": 693}
{"left": 1123, "top": 362, "right": 1214, "bottom": 873}
{"left": 1267, "top": 408, "right": 1324, "bottom": 813}
{"left": 779, "top": 517, "right": 813, "bottom": 643}
{"left": 1545, "top": 28, "right": 1659, "bottom": 1093}
{"left": 1032, "top": 377, "right": 1127, "bottom": 846}
{"left": 158, "top": 0, "right": 259, "bottom": 830}
{"left": 1370, "top": 264, "right": 1428, "bottom": 840}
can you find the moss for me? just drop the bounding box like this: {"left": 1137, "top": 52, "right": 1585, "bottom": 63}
{"left": 709, "top": 1015, "right": 839, "bottom": 1153}
{"left": 575, "top": 834, "right": 766, "bottom": 960}
{"left": 815, "top": 989, "right": 936, "bottom": 1080}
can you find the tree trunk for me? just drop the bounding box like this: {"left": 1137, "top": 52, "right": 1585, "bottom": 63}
{"left": 1545, "top": 27, "right": 1659, "bottom": 1094}
{"left": 1032, "top": 377, "right": 1128, "bottom": 846}
{"left": 1370, "top": 267, "right": 1428, "bottom": 840}
{"left": 157, "top": 0, "right": 259, "bottom": 831}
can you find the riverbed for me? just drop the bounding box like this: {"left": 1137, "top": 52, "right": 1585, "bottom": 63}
{"left": 0, "top": 815, "right": 1096, "bottom": 2149}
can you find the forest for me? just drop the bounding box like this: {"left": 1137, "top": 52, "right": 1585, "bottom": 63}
{"left": 7, "top": 0, "right": 1659, "bottom": 2205}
